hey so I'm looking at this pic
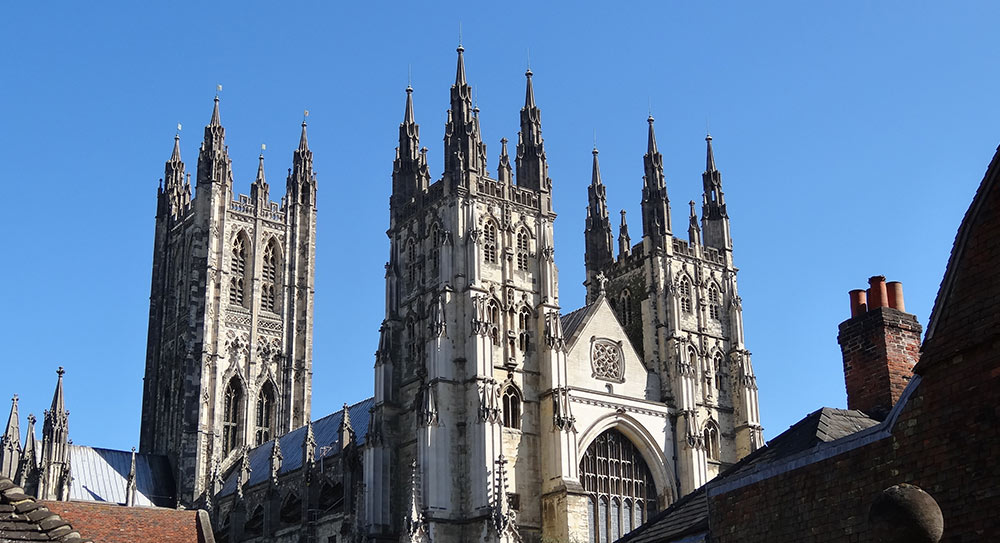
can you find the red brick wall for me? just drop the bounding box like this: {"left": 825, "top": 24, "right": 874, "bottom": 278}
{"left": 838, "top": 307, "right": 922, "bottom": 419}
{"left": 708, "top": 334, "right": 1000, "bottom": 542}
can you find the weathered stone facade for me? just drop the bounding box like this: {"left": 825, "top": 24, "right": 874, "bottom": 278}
{"left": 139, "top": 98, "right": 317, "bottom": 507}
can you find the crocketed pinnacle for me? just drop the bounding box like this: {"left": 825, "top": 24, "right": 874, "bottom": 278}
{"left": 255, "top": 154, "right": 266, "bottom": 184}
{"left": 403, "top": 85, "right": 415, "bottom": 124}
{"left": 647, "top": 115, "right": 658, "bottom": 155}
{"left": 210, "top": 95, "right": 221, "bottom": 127}
{"left": 298, "top": 121, "right": 309, "bottom": 151}
{"left": 591, "top": 148, "right": 602, "bottom": 186}
{"left": 524, "top": 69, "right": 536, "bottom": 108}
{"left": 706, "top": 133, "right": 717, "bottom": 172}
{"left": 50, "top": 367, "right": 65, "bottom": 418}
{"left": 170, "top": 134, "right": 182, "bottom": 161}
{"left": 455, "top": 45, "right": 467, "bottom": 86}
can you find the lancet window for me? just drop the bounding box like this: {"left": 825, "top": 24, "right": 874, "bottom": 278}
{"left": 222, "top": 378, "right": 243, "bottom": 455}
{"left": 487, "top": 299, "right": 501, "bottom": 346}
{"left": 679, "top": 276, "right": 692, "bottom": 314}
{"left": 581, "top": 429, "right": 657, "bottom": 543}
{"left": 429, "top": 223, "right": 441, "bottom": 278}
{"left": 708, "top": 283, "right": 721, "bottom": 320}
{"left": 261, "top": 239, "right": 281, "bottom": 313}
{"left": 704, "top": 421, "right": 721, "bottom": 461}
{"left": 406, "top": 239, "right": 418, "bottom": 288}
{"left": 619, "top": 289, "right": 633, "bottom": 326}
{"left": 518, "top": 307, "right": 532, "bottom": 352}
{"left": 229, "top": 233, "right": 250, "bottom": 308}
{"left": 501, "top": 386, "right": 521, "bottom": 429}
{"left": 484, "top": 221, "right": 498, "bottom": 264}
{"left": 516, "top": 229, "right": 530, "bottom": 270}
{"left": 714, "top": 352, "right": 725, "bottom": 396}
{"left": 255, "top": 383, "right": 275, "bottom": 445}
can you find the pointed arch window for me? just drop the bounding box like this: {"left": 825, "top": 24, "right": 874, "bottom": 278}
{"left": 280, "top": 492, "right": 303, "bottom": 525}
{"left": 679, "top": 276, "right": 692, "bottom": 314}
{"left": 261, "top": 239, "right": 281, "bottom": 313}
{"left": 429, "top": 223, "right": 441, "bottom": 278}
{"left": 619, "top": 289, "right": 633, "bottom": 327}
{"left": 518, "top": 307, "right": 532, "bottom": 352}
{"left": 501, "top": 386, "right": 521, "bottom": 429}
{"left": 406, "top": 239, "right": 419, "bottom": 289}
{"left": 708, "top": 283, "right": 721, "bottom": 320}
{"left": 704, "top": 421, "right": 721, "bottom": 461}
{"left": 255, "top": 382, "right": 276, "bottom": 445}
{"left": 516, "top": 229, "right": 530, "bottom": 271}
{"left": 487, "top": 299, "right": 501, "bottom": 346}
{"left": 581, "top": 429, "right": 658, "bottom": 543}
{"left": 714, "top": 352, "right": 726, "bottom": 397}
{"left": 484, "top": 221, "right": 499, "bottom": 265}
{"left": 222, "top": 378, "right": 243, "bottom": 455}
{"left": 229, "top": 233, "right": 250, "bottom": 308}
{"left": 406, "top": 318, "right": 420, "bottom": 367}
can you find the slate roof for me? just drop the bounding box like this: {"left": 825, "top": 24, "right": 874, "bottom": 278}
{"left": 42, "top": 501, "right": 212, "bottom": 543}
{"left": 68, "top": 445, "right": 175, "bottom": 507}
{"left": 219, "top": 397, "right": 374, "bottom": 497}
{"left": 0, "top": 476, "right": 92, "bottom": 543}
{"left": 560, "top": 304, "right": 591, "bottom": 342}
{"left": 617, "top": 407, "right": 877, "bottom": 542}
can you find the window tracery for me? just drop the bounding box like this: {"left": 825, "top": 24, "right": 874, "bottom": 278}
{"left": 229, "top": 234, "right": 250, "bottom": 307}
{"left": 518, "top": 307, "right": 532, "bottom": 352}
{"left": 487, "top": 299, "right": 501, "bottom": 346}
{"left": 501, "top": 386, "right": 521, "bottom": 429}
{"left": 619, "top": 289, "right": 633, "bottom": 326}
{"left": 261, "top": 240, "right": 280, "bottom": 313}
{"left": 679, "top": 276, "right": 692, "bottom": 314}
{"left": 406, "top": 239, "right": 418, "bottom": 288}
{"left": 222, "top": 378, "right": 243, "bottom": 455}
{"left": 429, "top": 223, "right": 441, "bottom": 278}
{"left": 255, "top": 382, "right": 275, "bottom": 445}
{"left": 591, "top": 339, "right": 625, "bottom": 382}
{"left": 484, "top": 221, "right": 498, "bottom": 264}
{"left": 708, "top": 283, "right": 721, "bottom": 320}
{"left": 704, "top": 422, "right": 721, "bottom": 461}
{"left": 581, "top": 429, "right": 657, "bottom": 543}
{"left": 714, "top": 352, "right": 725, "bottom": 397}
{"left": 516, "top": 229, "right": 529, "bottom": 270}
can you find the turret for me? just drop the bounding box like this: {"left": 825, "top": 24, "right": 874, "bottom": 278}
{"left": 391, "top": 86, "right": 430, "bottom": 217}
{"left": 1, "top": 395, "right": 21, "bottom": 479}
{"left": 40, "top": 367, "right": 70, "bottom": 501}
{"left": 287, "top": 120, "right": 317, "bottom": 206}
{"left": 515, "top": 69, "right": 550, "bottom": 194}
{"left": 443, "top": 46, "right": 487, "bottom": 181}
{"left": 640, "top": 116, "right": 672, "bottom": 248}
{"left": 585, "top": 148, "right": 614, "bottom": 302}
{"left": 196, "top": 95, "right": 233, "bottom": 188}
{"left": 701, "top": 134, "right": 732, "bottom": 251}
{"left": 159, "top": 134, "right": 190, "bottom": 218}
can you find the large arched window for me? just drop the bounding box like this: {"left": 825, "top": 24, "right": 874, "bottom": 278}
{"left": 261, "top": 239, "right": 281, "bottom": 313}
{"left": 484, "top": 221, "right": 499, "bottom": 264}
{"left": 678, "top": 276, "right": 692, "bottom": 314}
{"left": 704, "top": 421, "right": 721, "bottom": 461}
{"left": 255, "top": 383, "right": 275, "bottom": 445}
{"left": 222, "top": 378, "right": 243, "bottom": 455}
{"left": 280, "top": 492, "right": 302, "bottom": 525}
{"left": 581, "top": 429, "right": 657, "bottom": 543}
{"left": 501, "top": 386, "right": 521, "bottom": 429}
{"left": 516, "top": 229, "right": 530, "bottom": 271}
{"left": 229, "top": 233, "right": 250, "bottom": 307}
{"left": 708, "top": 283, "right": 721, "bottom": 321}
{"left": 619, "top": 289, "right": 633, "bottom": 326}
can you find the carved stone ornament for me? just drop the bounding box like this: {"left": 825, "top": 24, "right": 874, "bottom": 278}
{"left": 591, "top": 338, "right": 625, "bottom": 383}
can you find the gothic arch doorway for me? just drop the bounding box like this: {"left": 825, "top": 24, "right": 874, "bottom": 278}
{"left": 580, "top": 428, "right": 657, "bottom": 543}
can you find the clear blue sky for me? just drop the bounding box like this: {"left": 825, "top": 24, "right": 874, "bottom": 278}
{"left": 2, "top": 2, "right": 997, "bottom": 450}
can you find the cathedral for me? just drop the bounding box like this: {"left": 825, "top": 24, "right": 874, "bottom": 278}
{"left": 0, "top": 47, "right": 761, "bottom": 543}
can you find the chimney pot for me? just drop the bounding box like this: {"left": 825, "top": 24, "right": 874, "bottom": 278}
{"left": 887, "top": 281, "right": 905, "bottom": 312}
{"left": 849, "top": 289, "right": 868, "bottom": 317}
{"left": 868, "top": 275, "right": 888, "bottom": 309}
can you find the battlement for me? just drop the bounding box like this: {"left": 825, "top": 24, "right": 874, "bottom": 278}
{"left": 229, "top": 194, "right": 286, "bottom": 222}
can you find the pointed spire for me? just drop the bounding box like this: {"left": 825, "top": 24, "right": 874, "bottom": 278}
{"left": 171, "top": 134, "right": 182, "bottom": 162}
{"left": 647, "top": 115, "right": 658, "bottom": 154}
{"left": 591, "top": 148, "right": 603, "bottom": 186}
{"left": 255, "top": 153, "right": 266, "bottom": 184}
{"left": 524, "top": 68, "right": 536, "bottom": 109}
{"left": 125, "top": 447, "right": 137, "bottom": 506}
{"left": 618, "top": 209, "right": 631, "bottom": 259}
{"left": 339, "top": 403, "right": 354, "bottom": 448}
{"left": 1, "top": 395, "right": 21, "bottom": 480}
{"left": 497, "top": 137, "right": 513, "bottom": 184}
{"left": 298, "top": 120, "right": 309, "bottom": 151}
{"left": 688, "top": 200, "right": 701, "bottom": 246}
{"left": 403, "top": 85, "right": 415, "bottom": 124}
{"left": 705, "top": 133, "right": 717, "bottom": 172}
{"left": 16, "top": 413, "right": 37, "bottom": 489}
{"left": 3, "top": 396, "right": 19, "bottom": 448}
{"left": 455, "top": 45, "right": 467, "bottom": 86}
{"left": 210, "top": 95, "right": 221, "bottom": 127}
{"left": 50, "top": 367, "right": 66, "bottom": 421}
{"left": 585, "top": 148, "right": 614, "bottom": 300}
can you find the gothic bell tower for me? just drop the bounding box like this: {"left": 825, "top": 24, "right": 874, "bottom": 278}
{"left": 139, "top": 97, "right": 317, "bottom": 507}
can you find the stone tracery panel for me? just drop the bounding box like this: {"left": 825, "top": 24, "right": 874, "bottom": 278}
{"left": 591, "top": 338, "right": 625, "bottom": 383}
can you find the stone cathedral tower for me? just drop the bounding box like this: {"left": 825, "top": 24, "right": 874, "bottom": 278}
{"left": 365, "top": 47, "right": 563, "bottom": 543}
{"left": 584, "top": 122, "right": 763, "bottom": 495}
{"left": 140, "top": 97, "right": 317, "bottom": 507}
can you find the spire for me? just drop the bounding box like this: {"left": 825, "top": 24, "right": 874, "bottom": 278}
{"left": 255, "top": 153, "right": 267, "bottom": 184}
{"left": 618, "top": 209, "right": 631, "bottom": 259}
{"left": 16, "top": 414, "right": 37, "bottom": 489}
{"left": 403, "top": 85, "right": 415, "bottom": 124}
{"left": 251, "top": 151, "right": 269, "bottom": 205}
{"left": 392, "top": 86, "right": 429, "bottom": 216}
{"left": 40, "top": 367, "right": 70, "bottom": 501}
{"left": 1, "top": 395, "right": 21, "bottom": 480}
{"left": 125, "top": 447, "right": 137, "bottom": 506}
{"left": 641, "top": 116, "right": 672, "bottom": 244}
{"left": 298, "top": 120, "right": 309, "bottom": 151}
{"left": 197, "top": 95, "right": 231, "bottom": 188}
{"left": 515, "top": 68, "right": 549, "bottom": 192}
{"left": 49, "top": 367, "right": 66, "bottom": 423}
{"left": 171, "top": 133, "right": 182, "bottom": 162}
{"left": 339, "top": 403, "right": 354, "bottom": 448}
{"left": 210, "top": 95, "right": 221, "bottom": 127}
{"left": 455, "top": 45, "right": 467, "bottom": 86}
{"left": 585, "top": 148, "right": 614, "bottom": 297}
{"left": 162, "top": 133, "right": 188, "bottom": 217}
{"left": 706, "top": 133, "right": 717, "bottom": 172}
{"left": 497, "top": 137, "right": 513, "bottom": 184}
{"left": 688, "top": 200, "right": 701, "bottom": 246}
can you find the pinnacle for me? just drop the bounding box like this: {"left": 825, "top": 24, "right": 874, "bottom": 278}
{"left": 455, "top": 45, "right": 467, "bottom": 87}
{"left": 299, "top": 121, "right": 309, "bottom": 151}
{"left": 255, "top": 153, "right": 267, "bottom": 184}
{"left": 170, "top": 134, "right": 181, "bottom": 162}
{"left": 591, "top": 147, "right": 602, "bottom": 186}
{"left": 524, "top": 68, "right": 536, "bottom": 109}
{"left": 706, "top": 133, "right": 717, "bottom": 172}
{"left": 210, "top": 95, "right": 221, "bottom": 127}
{"left": 646, "top": 115, "right": 658, "bottom": 155}
{"left": 403, "top": 86, "right": 415, "bottom": 124}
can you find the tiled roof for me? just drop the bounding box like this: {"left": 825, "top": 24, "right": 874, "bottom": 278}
{"left": 68, "top": 445, "right": 175, "bottom": 507}
{"left": 618, "top": 408, "right": 877, "bottom": 542}
{"left": 219, "top": 397, "right": 374, "bottom": 497}
{"left": 560, "top": 304, "right": 591, "bottom": 342}
{"left": 0, "top": 476, "right": 92, "bottom": 543}
{"left": 41, "top": 501, "right": 211, "bottom": 543}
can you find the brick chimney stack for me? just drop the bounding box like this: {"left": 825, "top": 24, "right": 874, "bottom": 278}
{"left": 837, "top": 276, "right": 922, "bottom": 420}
